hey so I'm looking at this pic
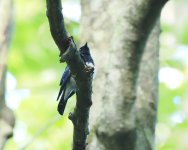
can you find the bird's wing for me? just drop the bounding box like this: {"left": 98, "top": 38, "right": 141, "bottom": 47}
{"left": 60, "top": 65, "right": 70, "bottom": 85}
{"left": 57, "top": 77, "right": 76, "bottom": 115}
{"left": 56, "top": 84, "right": 65, "bottom": 101}
{"left": 57, "top": 90, "right": 76, "bottom": 115}
{"left": 57, "top": 66, "right": 71, "bottom": 101}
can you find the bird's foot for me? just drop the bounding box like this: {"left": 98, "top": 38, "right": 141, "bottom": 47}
{"left": 84, "top": 66, "right": 94, "bottom": 73}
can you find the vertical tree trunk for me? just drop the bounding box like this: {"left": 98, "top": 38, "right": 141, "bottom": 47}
{"left": 0, "top": 0, "right": 15, "bottom": 149}
{"left": 80, "top": 0, "right": 167, "bottom": 149}
{"left": 135, "top": 22, "right": 160, "bottom": 150}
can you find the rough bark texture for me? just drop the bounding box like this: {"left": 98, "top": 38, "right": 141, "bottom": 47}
{"left": 0, "top": 0, "right": 15, "bottom": 149}
{"left": 135, "top": 22, "right": 160, "bottom": 150}
{"left": 80, "top": 0, "right": 167, "bottom": 150}
{"left": 0, "top": 0, "right": 13, "bottom": 79}
{"left": 46, "top": 1, "right": 94, "bottom": 149}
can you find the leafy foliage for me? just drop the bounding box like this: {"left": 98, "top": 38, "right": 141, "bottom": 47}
{"left": 4, "top": 0, "right": 188, "bottom": 149}
{"left": 157, "top": 0, "right": 188, "bottom": 149}
{"left": 5, "top": 0, "right": 79, "bottom": 149}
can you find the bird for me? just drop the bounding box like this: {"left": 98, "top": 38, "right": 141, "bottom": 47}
{"left": 57, "top": 43, "right": 94, "bottom": 115}
{"left": 57, "top": 65, "right": 76, "bottom": 115}
{"left": 80, "top": 43, "right": 94, "bottom": 69}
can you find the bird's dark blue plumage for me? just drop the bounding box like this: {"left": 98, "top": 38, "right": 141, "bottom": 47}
{"left": 57, "top": 65, "right": 76, "bottom": 115}
{"left": 79, "top": 43, "right": 94, "bottom": 67}
{"left": 57, "top": 66, "right": 70, "bottom": 100}
{"left": 57, "top": 43, "right": 94, "bottom": 115}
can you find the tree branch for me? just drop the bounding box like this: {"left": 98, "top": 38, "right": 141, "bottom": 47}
{"left": 123, "top": 0, "right": 169, "bottom": 71}
{"left": 46, "top": 0, "right": 69, "bottom": 54}
{"left": 80, "top": 0, "right": 169, "bottom": 149}
{"left": 135, "top": 20, "right": 160, "bottom": 150}
{"left": 46, "top": 1, "right": 93, "bottom": 150}
{"left": 0, "top": 0, "right": 15, "bottom": 149}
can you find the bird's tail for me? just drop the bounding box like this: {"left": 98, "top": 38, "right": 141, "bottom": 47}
{"left": 57, "top": 85, "right": 64, "bottom": 101}
{"left": 57, "top": 90, "right": 75, "bottom": 115}
{"left": 58, "top": 99, "right": 68, "bottom": 115}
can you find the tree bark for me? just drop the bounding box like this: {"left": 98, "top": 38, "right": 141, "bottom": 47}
{"left": 135, "top": 21, "right": 160, "bottom": 150}
{"left": 80, "top": 0, "right": 167, "bottom": 149}
{"left": 46, "top": 1, "right": 94, "bottom": 149}
{"left": 0, "top": 0, "right": 15, "bottom": 149}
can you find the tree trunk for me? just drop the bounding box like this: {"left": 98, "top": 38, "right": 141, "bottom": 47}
{"left": 80, "top": 0, "right": 167, "bottom": 149}
{"left": 0, "top": 0, "right": 15, "bottom": 149}
{"left": 134, "top": 22, "right": 160, "bottom": 150}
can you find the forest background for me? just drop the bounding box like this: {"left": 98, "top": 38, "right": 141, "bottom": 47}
{"left": 2, "top": 0, "right": 188, "bottom": 149}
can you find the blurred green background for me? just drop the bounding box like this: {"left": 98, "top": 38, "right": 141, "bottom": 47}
{"left": 3, "top": 0, "right": 188, "bottom": 149}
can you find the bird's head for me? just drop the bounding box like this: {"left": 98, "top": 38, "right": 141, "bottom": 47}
{"left": 79, "top": 42, "right": 90, "bottom": 55}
